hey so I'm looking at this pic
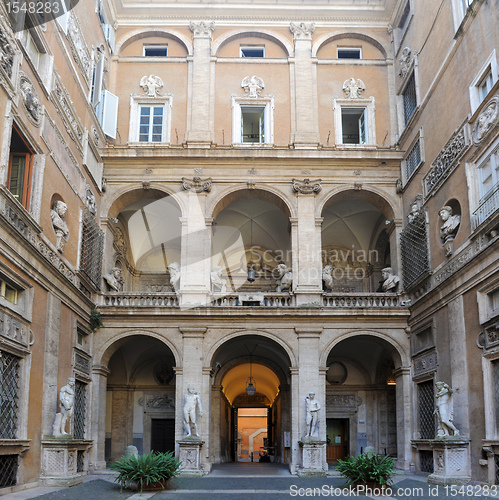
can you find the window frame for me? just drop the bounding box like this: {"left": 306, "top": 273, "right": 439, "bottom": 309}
{"left": 469, "top": 50, "right": 498, "bottom": 114}
{"left": 240, "top": 46, "right": 265, "bottom": 58}
{"left": 393, "top": 0, "right": 413, "bottom": 53}
{"left": 138, "top": 104, "right": 166, "bottom": 143}
{"left": 231, "top": 96, "right": 274, "bottom": 146}
{"left": 143, "top": 45, "right": 168, "bottom": 57}
{"left": 332, "top": 97, "right": 376, "bottom": 146}
{"left": 337, "top": 47, "right": 362, "bottom": 60}
{"left": 402, "top": 129, "right": 425, "bottom": 185}
{"left": 129, "top": 95, "right": 173, "bottom": 145}
{"left": 482, "top": 348, "right": 499, "bottom": 442}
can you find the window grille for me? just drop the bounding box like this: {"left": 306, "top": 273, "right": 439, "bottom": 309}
{"left": 418, "top": 380, "right": 435, "bottom": 439}
{"left": 0, "top": 351, "right": 20, "bottom": 439}
{"left": 403, "top": 73, "right": 417, "bottom": 125}
{"left": 80, "top": 208, "right": 104, "bottom": 289}
{"left": 77, "top": 450, "right": 85, "bottom": 473}
{"left": 0, "top": 455, "right": 18, "bottom": 488}
{"left": 495, "top": 454, "right": 499, "bottom": 484}
{"left": 494, "top": 360, "right": 499, "bottom": 431}
{"left": 405, "top": 138, "right": 421, "bottom": 180}
{"left": 400, "top": 211, "right": 429, "bottom": 289}
{"left": 74, "top": 380, "right": 86, "bottom": 440}
{"left": 419, "top": 450, "right": 434, "bottom": 473}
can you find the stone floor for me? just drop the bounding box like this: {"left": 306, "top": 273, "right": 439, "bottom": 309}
{"left": 2, "top": 464, "right": 496, "bottom": 499}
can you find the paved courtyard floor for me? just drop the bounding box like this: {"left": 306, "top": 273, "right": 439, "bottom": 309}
{"left": 2, "top": 463, "right": 497, "bottom": 499}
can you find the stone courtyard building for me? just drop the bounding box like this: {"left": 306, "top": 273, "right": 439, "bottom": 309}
{"left": 0, "top": 0, "right": 498, "bottom": 491}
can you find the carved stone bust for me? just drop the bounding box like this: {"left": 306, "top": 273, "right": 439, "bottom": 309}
{"left": 103, "top": 267, "right": 124, "bottom": 292}
{"left": 51, "top": 201, "right": 69, "bottom": 253}
{"left": 439, "top": 206, "right": 461, "bottom": 257}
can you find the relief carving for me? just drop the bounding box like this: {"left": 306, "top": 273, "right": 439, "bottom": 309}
{"left": 473, "top": 98, "right": 498, "bottom": 145}
{"left": 241, "top": 76, "right": 265, "bottom": 98}
{"left": 289, "top": 22, "right": 315, "bottom": 37}
{"left": 342, "top": 78, "right": 366, "bottom": 99}
{"left": 326, "top": 394, "right": 362, "bottom": 408}
{"left": 398, "top": 47, "right": 412, "bottom": 78}
{"left": 138, "top": 393, "right": 175, "bottom": 409}
{"left": 0, "top": 23, "right": 16, "bottom": 79}
{"left": 19, "top": 72, "right": 42, "bottom": 126}
{"left": 113, "top": 227, "right": 126, "bottom": 255}
{"left": 140, "top": 75, "right": 164, "bottom": 97}
{"left": 67, "top": 13, "right": 92, "bottom": 83}
{"left": 292, "top": 178, "right": 322, "bottom": 194}
{"left": 182, "top": 177, "right": 212, "bottom": 193}
{"left": 189, "top": 21, "right": 215, "bottom": 37}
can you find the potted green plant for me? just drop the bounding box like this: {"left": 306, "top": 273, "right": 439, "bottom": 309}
{"left": 336, "top": 452, "right": 396, "bottom": 488}
{"left": 110, "top": 451, "right": 182, "bottom": 493}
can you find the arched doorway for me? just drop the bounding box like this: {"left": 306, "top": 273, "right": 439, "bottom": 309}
{"left": 209, "top": 335, "right": 292, "bottom": 465}
{"left": 103, "top": 335, "right": 177, "bottom": 462}
{"left": 324, "top": 335, "right": 402, "bottom": 464}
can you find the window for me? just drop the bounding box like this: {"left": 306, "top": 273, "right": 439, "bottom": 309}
{"left": 404, "top": 136, "right": 423, "bottom": 181}
{"left": 341, "top": 108, "right": 367, "bottom": 144}
{"left": 55, "top": 0, "right": 69, "bottom": 34}
{"left": 74, "top": 380, "right": 86, "bottom": 439}
{"left": 333, "top": 98, "right": 376, "bottom": 146}
{"left": 394, "top": 0, "right": 412, "bottom": 50}
{"left": 22, "top": 29, "right": 40, "bottom": 70}
{"left": 139, "top": 105, "right": 165, "bottom": 142}
{"left": 402, "top": 72, "right": 417, "bottom": 125}
{"left": 143, "top": 45, "right": 168, "bottom": 57}
{"left": 8, "top": 128, "right": 34, "bottom": 209}
{"left": 469, "top": 51, "right": 498, "bottom": 113}
{"left": 494, "top": 360, "right": 499, "bottom": 431}
{"left": 337, "top": 48, "right": 362, "bottom": 59}
{"left": 0, "top": 350, "right": 20, "bottom": 440}
{"left": 97, "top": 0, "right": 115, "bottom": 52}
{"left": 80, "top": 208, "right": 104, "bottom": 289}
{"left": 240, "top": 46, "right": 265, "bottom": 58}
{"left": 232, "top": 98, "right": 274, "bottom": 145}
{"left": 418, "top": 380, "right": 435, "bottom": 439}
{"left": 478, "top": 146, "right": 499, "bottom": 200}
{"left": 0, "top": 278, "right": 18, "bottom": 304}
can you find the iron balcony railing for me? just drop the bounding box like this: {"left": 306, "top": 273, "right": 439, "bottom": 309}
{"left": 472, "top": 184, "right": 499, "bottom": 230}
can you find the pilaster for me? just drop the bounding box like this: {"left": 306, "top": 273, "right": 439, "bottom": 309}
{"left": 90, "top": 364, "right": 110, "bottom": 469}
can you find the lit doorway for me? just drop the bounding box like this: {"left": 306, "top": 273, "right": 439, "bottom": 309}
{"left": 326, "top": 418, "right": 349, "bottom": 462}
{"left": 236, "top": 408, "right": 268, "bottom": 462}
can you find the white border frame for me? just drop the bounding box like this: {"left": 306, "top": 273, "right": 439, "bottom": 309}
{"left": 336, "top": 47, "right": 362, "bottom": 60}
{"left": 239, "top": 45, "right": 266, "bottom": 58}
{"left": 332, "top": 97, "right": 376, "bottom": 146}
{"left": 231, "top": 96, "right": 274, "bottom": 146}
{"left": 469, "top": 50, "right": 498, "bottom": 114}
{"left": 129, "top": 95, "right": 173, "bottom": 145}
{"left": 143, "top": 45, "right": 169, "bottom": 57}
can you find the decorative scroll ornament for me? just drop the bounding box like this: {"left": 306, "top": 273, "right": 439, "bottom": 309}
{"left": 398, "top": 47, "right": 412, "bottom": 78}
{"left": 289, "top": 22, "right": 315, "bottom": 37}
{"left": 292, "top": 178, "right": 322, "bottom": 194}
{"left": 113, "top": 227, "right": 126, "bottom": 255}
{"left": 19, "top": 72, "right": 42, "bottom": 126}
{"left": 182, "top": 176, "right": 212, "bottom": 193}
{"left": 189, "top": 21, "right": 215, "bottom": 36}
{"left": 473, "top": 97, "right": 499, "bottom": 145}
{"left": 140, "top": 75, "right": 164, "bottom": 97}
{"left": 342, "top": 78, "right": 366, "bottom": 99}
{"left": 241, "top": 75, "right": 265, "bottom": 98}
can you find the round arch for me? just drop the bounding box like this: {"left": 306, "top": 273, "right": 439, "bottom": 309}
{"left": 320, "top": 329, "right": 409, "bottom": 368}
{"left": 317, "top": 187, "right": 398, "bottom": 221}
{"left": 209, "top": 185, "right": 295, "bottom": 220}
{"left": 103, "top": 184, "right": 186, "bottom": 220}
{"left": 95, "top": 330, "right": 181, "bottom": 368}
{"left": 205, "top": 329, "right": 297, "bottom": 371}
{"left": 116, "top": 28, "right": 193, "bottom": 56}
{"left": 212, "top": 29, "right": 293, "bottom": 57}
{"left": 312, "top": 31, "right": 389, "bottom": 59}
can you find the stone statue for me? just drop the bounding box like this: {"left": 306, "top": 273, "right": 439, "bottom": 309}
{"left": 52, "top": 377, "right": 75, "bottom": 437}
{"left": 85, "top": 186, "right": 96, "bottom": 215}
{"left": 51, "top": 201, "right": 69, "bottom": 253}
{"left": 140, "top": 74, "right": 164, "bottom": 96}
{"left": 439, "top": 206, "right": 461, "bottom": 257}
{"left": 434, "top": 381, "right": 460, "bottom": 437}
{"left": 398, "top": 46, "right": 412, "bottom": 78}
{"left": 211, "top": 266, "right": 226, "bottom": 293}
{"left": 275, "top": 264, "right": 293, "bottom": 292}
{"left": 380, "top": 267, "right": 400, "bottom": 292}
{"left": 305, "top": 392, "right": 320, "bottom": 438}
{"left": 168, "top": 262, "right": 181, "bottom": 292}
{"left": 241, "top": 75, "right": 265, "bottom": 98}
{"left": 103, "top": 267, "right": 124, "bottom": 292}
{"left": 125, "top": 445, "right": 139, "bottom": 458}
{"left": 183, "top": 386, "right": 203, "bottom": 438}
{"left": 322, "top": 265, "right": 334, "bottom": 291}
{"left": 342, "top": 77, "right": 366, "bottom": 99}
{"left": 408, "top": 202, "right": 420, "bottom": 223}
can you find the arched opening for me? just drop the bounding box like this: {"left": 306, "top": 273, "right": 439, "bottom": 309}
{"left": 212, "top": 191, "right": 292, "bottom": 294}
{"left": 210, "top": 335, "right": 292, "bottom": 465}
{"left": 104, "top": 335, "right": 177, "bottom": 463}
{"left": 321, "top": 190, "right": 395, "bottom": 293}
{"left": 324, "top": 335, "right": 401, "bottom": 463}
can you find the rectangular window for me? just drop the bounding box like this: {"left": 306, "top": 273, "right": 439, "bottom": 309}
{"left": 478, "top": 150, "right": 499, "bottom": 200}
{"left": 341, "top": 108, "right": 367, "bottom": 144}
{"left": 240, "top": 46, "right": 265, "bottom": 58}
{"left": 0, "top": 279, "right": 18, "bottom": 304}
{"left": 8, "top": 153, "right": 32, "bottom": 207}
{"left": 492, "top": 290, "right": 499, "bottom": 311}
{"left": 337, "top": 48, "right": 362, "bottom": 59}
{"left": 241, "top": 106, "right": 265, "bottom": 143}
{"left": 405, "top": 138, "right": 422, "bottom": 180}
{"left": 143, "top": 45, "right": 168, "bottom": 57}
{"left": 403, "top": 73, "right": 417, "bottom": 125}
{"left": 493, "top": 360, "right": 499, "bottom": 431}
{"left": 0, "top": 455, "right": 18, "bottom": 488}
{"left": 418, "top": 380, "right": 435, "bottom": 439}
{"left": 139, "top": 105, "right": 165, "bottom": 142}
{"left": 80, "top": 208, "right": 104, "bottom": 289}
{"left": 478, "top": 69, "right": 494, "bottom": 103}
{"left": 22, "top": 29, "right": 40, "bottom": 70}
{"left": 74, "top": 380, "right": 86, "bottom": 439}
{"left": 0, "top": 350, "right": 20, "bottom": 440}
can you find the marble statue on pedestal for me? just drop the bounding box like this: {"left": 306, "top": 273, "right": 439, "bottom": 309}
{"left": 435, "top": 381, "right": 460, "bottom": 437}
{"left": 51, "top": 201, "right": 69, "bottom": 253}
{"left": 53, "top": 377, "right": 75, "bottom": 437}
{"left": 168, "top": 262, "right": 181, "bottom": 292}
{"left": 305, "top": 393, "right": 320, "bottom": 438}
{"left": 183, "top": 386, "right": 203, "bottom": 438}
{"left": 211, "top": 266, "right": 226, "bottom": 293}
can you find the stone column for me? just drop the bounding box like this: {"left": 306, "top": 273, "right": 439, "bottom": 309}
{"left": 210, "top": 384, "right": 222, "bottom": 464}
{"left": 291, "top": 189, "right": 323, "bottom": 305}
{"left": 179, "top": 190, "right": 211, "bottom": 307}
{"left": 90, "top": 365, "right": 110, "bottom": 469}
{"left": 290, "top": 22, "right": 319, "bottom": 147}
{"left": 290, "top": 367, "right": 300, "bottom": 474}
{"left": 394, "top": 366, "right": 412, "bottom": 469}
{"left": 186, "top": 21, "right": 215, "bottom": 146}
{"left": 110, "top": 386, "right": 135, "bottom": 461}
{"left": 201, "top": 366, "right": 212, "bottom": 473}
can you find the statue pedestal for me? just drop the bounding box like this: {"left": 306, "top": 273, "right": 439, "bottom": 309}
{"left": 178, "top": 437, "right": 205, "bottom": 477}
{"left": 40, "top": 438, "right": 93, "bottom": 486}
{"left": 427, "top": 439, "right": 471, "bottom": 485}
{"left": 298, "top": 438, "right": 326, "bottom": 477}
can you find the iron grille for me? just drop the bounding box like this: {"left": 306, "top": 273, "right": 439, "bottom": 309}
{"left": 405, "top": 138, "right": 421, "bottom": 180}
{"left": 419, "top": 450, "right": 434, "bottom": 473}
{"left": 0, "top": 351, "right": 20, "bottom": 439}
{"left": 403, "top": 73, "right": 417, "bottom": 125}
{"left": 77, "top": 450, "right": 85, "bottom": 473}
{"left": 400, "top": 211, "right": 430, "bottom": 289}
{"left": 495, "top": 454, "right": 499, "bottom": 484}
{"left": 494, "top": 360, "right": 499, "bottom": 431}
{"left": 418, "top": 380, "right": 435, "bottom": 439}
{"left": 73, "top": 380, "right": 86, "bottom": 440}
{"left": 80, "top": 208, "right": 104, "bottom": 289}
{"left": 0, "top": 455, "right": 18, "bottom": 488}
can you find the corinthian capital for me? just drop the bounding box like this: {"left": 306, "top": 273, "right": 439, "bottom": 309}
{"left": 189, "top": 21, "right": 215, "bottom": 37}
{"left": 290, "top": 22, "right": 315, "bottom": 38}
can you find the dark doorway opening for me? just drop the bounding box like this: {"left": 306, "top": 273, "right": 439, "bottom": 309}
{"left": 151, "top": 418, "right": 175, "bottom": 453}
